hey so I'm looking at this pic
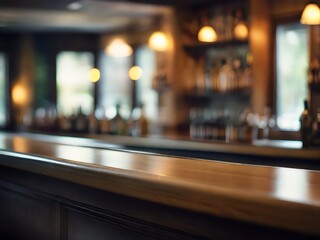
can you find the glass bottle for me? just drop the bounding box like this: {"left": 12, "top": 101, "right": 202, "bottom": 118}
{"left": 74, "top": 107, "right": 88, "bottom": 133}
{"left": 110, "top": 104, "right": 128, "bottom": 136}
{"left": 218, "top": 59, "right": 234, "bottom": 92}
{"left": 131, "top": 103, "right": 148, "bottom": 137}
{"left": 211, "top": 60, "right": 220, "bottom": 92}
{"left": 300, "top": 100, "right": 312, "bottom": 147}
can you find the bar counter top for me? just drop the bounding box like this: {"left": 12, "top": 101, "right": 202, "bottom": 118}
{"left": 0, "top": 132, "right": 320, "bottom": 237}
{"left": 85, "top": 133, "right": 319, "bottom": 160}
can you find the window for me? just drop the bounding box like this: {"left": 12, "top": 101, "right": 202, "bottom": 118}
{"left": 97, "top": 46, "right": 158, "bottom": 121}
{"left": 135, "top": 46, "right": 158, "bottom": 121}
{"left": 0, "top": 53, "right": 6, "bottom": 127}
{"left": 56, "top": 51, "right": 94, "bottom": 116}
{"left": 97, "top": 51, "right": 132, "bottom": 115}
{"left": 276, "top": 23, "right": 308, "bottom": 130}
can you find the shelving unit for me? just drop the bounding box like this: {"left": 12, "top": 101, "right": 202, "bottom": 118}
{"left": 181, "top": 39, "right": 252, "bottom": 141}
{"left": 183, "top": 40, "right": 249, "bottom": 58}
{"left": 182, "top": 39, "right": 252, "bottom": 105}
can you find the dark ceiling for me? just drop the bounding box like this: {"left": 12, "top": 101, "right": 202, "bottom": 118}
{"left": 0, "top": 0, "right": 232, "bottom": 32}
{"left": 0, "top": 0, "right": 215, "bottom": 9}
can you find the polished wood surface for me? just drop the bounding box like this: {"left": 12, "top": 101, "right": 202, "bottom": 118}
{"left": 19, "top": 131, "right": 320, "bottom": 160}
{"left": 0, "top": 132, "right": 320, "bottom": 236}
{"left": 86, "top": 133, "right": 320, "bottom": 160}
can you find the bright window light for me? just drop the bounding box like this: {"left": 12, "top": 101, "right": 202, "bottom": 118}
{"left": 97, "top": 51, "right": 132, "bottom": 111}
{"left": 136, "top": 46, "right": 158, "bottom": 121}
{"left": 57, "top": 51, "right": 94, "bottom": 116}
{"left": 276, "top": 23, "right": 308, "bottom": 131}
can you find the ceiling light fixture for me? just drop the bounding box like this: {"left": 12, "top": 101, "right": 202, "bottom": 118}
{"left": 105, "top": 38, "right": 133, "bottom": 57}
{"left": 198, "top": 26, "right": 217, "bottom": 43}
{"left": 67, "top": 1, "right": 83, "bottom": 11}
{"left": 234, "top": 22, "right": 249, "bottom": 40}
{"left": 148, "top": 31, "right": 169, "bottom": 51}
{"left": 300, "top": 3, "right": 320, "bottom": 25}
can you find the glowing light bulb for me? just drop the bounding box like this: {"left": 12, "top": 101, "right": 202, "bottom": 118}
{"left": 148, "top": 31, "right": 169, "bottom": 51}
{"left": 300, "top": 3, "right": 320, "bottom": 25}
{"left": 129, "top": 66, "right": 142, "bottom": 80}
{"left": 105, "top": 38, "right": 133, "bottom": 57}
{"left": 89, "top": 68, "right": 100, "bottom": 83}
{"left": 234, "top": 22, "right": 249, "bottom": 40}
{"left": 12, "top": 84, "right": 28, "bottom": 106}
{"left": 198, "top": 26, "right": 217, "bottom": 42}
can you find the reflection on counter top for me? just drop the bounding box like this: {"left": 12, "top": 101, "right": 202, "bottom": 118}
{"left": 2, "top": 131, "right": 320, "bottom": 170}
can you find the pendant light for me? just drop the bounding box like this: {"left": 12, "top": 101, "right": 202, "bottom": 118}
{"left": 300, "top": 3, "right": 320, "bottom": 25}
{"left": 148, "top": 31, "right": 169, "bottom": 52}
{"left": 198, "top": 26, "right": 217, "bottom": 42}
{"left": 234, "top": 21, "right": 249, "bottom": 40}
{"left": 105, "top": 38, "right": 133, "bottom": 57}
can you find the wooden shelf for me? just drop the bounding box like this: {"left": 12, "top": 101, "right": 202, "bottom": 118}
{"left": 183, "top": 40, "right": 249, "bottom": 58}
{"left": 184, "top": 88, "right": 251, "bottom": 102}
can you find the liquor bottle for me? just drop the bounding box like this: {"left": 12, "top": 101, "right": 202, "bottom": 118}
{"left": 211, "top": 60, "right": 220, "bottom": 92}
{"left": 88, "top": 111, "right": 97, "bottom": 134}
{"left": 233, "top": 58, "right": 242, "bottom": 91}
{"left": 218, "top": 59, "right": 234, "bottom": 92}
{"left": 94, "top": 107, "right": 109, "bottom": 134}
{"left": 300, "top": 100, "right": 312, "bottom": 147}
{"left": 110, "top": 104, "right": 128, "bottom": 135}
{"left": 131, "top": 103, "right": 148, "bottom": 137}
{"left": 238, "top": 107, "right": 253, "bottom": 143}
{"left": 74, "top": 107, "right": 88, "bottom": 133}
{"left": 58, "top": 114, "right": 72, "bottom": 132}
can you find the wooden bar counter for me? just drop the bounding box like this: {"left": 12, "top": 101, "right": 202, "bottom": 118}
{"left": 0, "top": 132, "right": 320, "bottom": 239}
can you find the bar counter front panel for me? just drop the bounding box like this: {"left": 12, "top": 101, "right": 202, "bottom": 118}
{"left": 0, "top": 132, "right": 320, "bottom": 239}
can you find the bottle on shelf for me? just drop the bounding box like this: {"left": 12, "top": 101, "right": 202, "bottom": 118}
{"left": 300, "top": 99, "right": 312, "bottom": 147}
{"left": 242, "top": 52, "right": 253, "bottom": 90}
{"left": 218, "top": 58, "right": 234, "bottom": 93}
{"left": 211, "top": 60, "right": 220, "bottom": 92}
{"left": 88, "top": 111, "right": 97, "bottom": 134}
{"left": 110, "top": 104, "right": 128, "bottom": 136}
{"left": 96, "top": 107, "right": 111, "bottom": 134}
{"left": 238, "top": 107, "right": 252, "bottom": 142}
{"left": 74, "top": 107, "right": 88, "bottom": 133}
{"left": 58, "top": 114, "right": 72, "bottom": 132}
{"left": 131, "top": 103, "right": 148, "bottom": 137}
{"left": 232, "top": 57, "right": 242, "bottom": 91}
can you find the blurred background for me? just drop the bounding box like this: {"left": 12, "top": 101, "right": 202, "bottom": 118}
{"left": 0, "top": 0, "right": 319, "bottom": 143}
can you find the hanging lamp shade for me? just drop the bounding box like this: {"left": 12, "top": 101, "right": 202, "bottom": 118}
{"left": 300, "top": 3, "right": 320, "bottom": 25}
{"left": 105, "top": 38, "right": 133, "bottom": 57}
{"left": 234, "top": 21, "right": 249, "bottom": 40}
{"left": 148, "top": 31, "right": 169, "bottom": 51}
{"left": 198, "top": 26, "right": 217, "bottom": 42}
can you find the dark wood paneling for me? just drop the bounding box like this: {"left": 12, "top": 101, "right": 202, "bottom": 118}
{"left": 0, "top": 186, "right": 57, "bottom": 240}
{"left": 67, "top": 209, "right": 158, "bottom": 240}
